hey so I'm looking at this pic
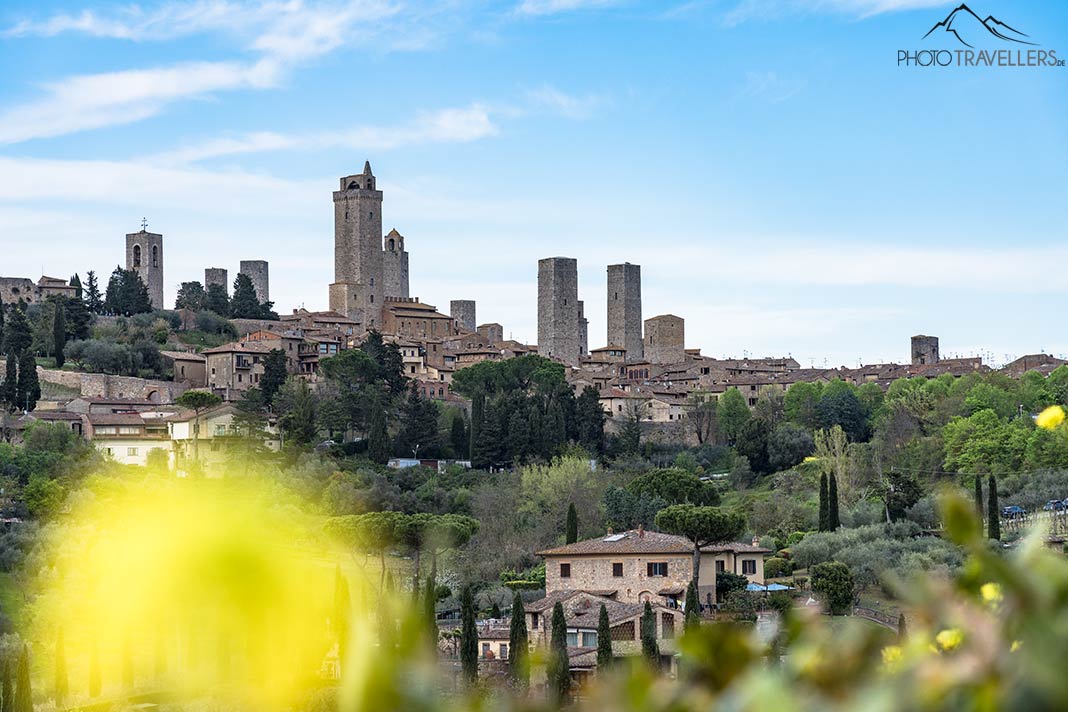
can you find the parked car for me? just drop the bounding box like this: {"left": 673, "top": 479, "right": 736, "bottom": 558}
{"left": 1044, "top": 500, "right": 1066, "bottom": 512}
{"left": 1002, "top": 505, "right": 1026, "bottom": 519}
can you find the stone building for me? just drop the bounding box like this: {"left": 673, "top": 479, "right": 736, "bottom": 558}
{"left": 239, "top": 260, "right": 270, "bottom": 303}
{"left": 381, "top": 297, "right": 458, "bottom": 341}
{"left": 537, "top": 256, "right": 581, "bottom": 365}
{"left": 203, "top": 341, "right": 274, "bottom": 400}
{"left": 0, "top": 276, "right": 77, "bottom": 305}
{"left": 204, "top": 268, "right": 228, "bottom": 293}
{"left": 126, "top": 228, "right": 164, "bottom": 309}
{"left": 577, "top": 300, "right": 589, "bottom": 357}
{"left": 450, "top": 300, "right": 476, "bottom": 332}
{"left": 911, "top": 334, "right": 940, "bottom": 366}
{"left": 607, "top": 262, "right": 643, "bottom": 360}
{"left": 382, "top": 228, "right": 409, "bottom": 299}
{"left": 477, "top": 323, "right": 503, "bottom": 343}
{"left": 330, "top": 162, "right": 384, "bottom": 328}
{"left": 644, "top": 314, "right": 685, "bottom": 365}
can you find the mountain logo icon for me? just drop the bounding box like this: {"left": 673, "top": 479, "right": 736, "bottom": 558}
{"left": 922, "top": 4, "right": 1037, "bottom": 48}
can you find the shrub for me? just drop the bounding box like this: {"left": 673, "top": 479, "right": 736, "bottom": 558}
{"left": 811, "top": 561, "right": 855, "bottom": 615}
{"left": 765, "top": 557, "right": 793, "bottom": 578}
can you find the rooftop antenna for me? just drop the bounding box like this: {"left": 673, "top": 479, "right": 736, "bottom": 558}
{"left": 141, "top": 217, "right": 149, "bottom": 231}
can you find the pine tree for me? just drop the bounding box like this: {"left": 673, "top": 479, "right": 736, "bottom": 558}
{"left": 55, "top": 627, "right": 68, "bottom": 705}
{"left": 566, "top": 502, "right": 579, "bottom": 544}
{"left": 1, "top": 660, "right": 12, "bottom": 712}
{"left": 52, "top": 299, "right": 67, "bottom": 368}
{"left": 334, "top": 565, "right": 351, "bottom": 664}
{"left": 460, "top": 585, "right": 478, "bottom": 684}
{"left": 395, "top": 384, "right": 440, "bottom": 458}
{"left": 548, "top": 601, "right": 571, "bottom": 703}
{"left": 596, "top": 603, "right": 613, "bottom": 669}
{"left": 368, "top": 400, "right": 390, "bottom": 465}
{"left": 16, "top": 350, "right": 40, "bottom": 412}
{"left": 174, "top": 281, "right": 207, "bottom": 311}
{"left": 472, "top": 400, "right": 502, "bottom": 470}
{"left": 88, "top": 637, "right": 101, "bottom": 697}
{"left": 828, "top": 474, "right": 840, "bottom": 531}
{"left": 230, "top": 273, "right": 264, "bottom": 319}
{"left": 641, "top": 601, "right": 659, "bottom": 666}
{"left": 84, "top": 270, "right": 103, "bottom": 314}
{"left": 685, "top": 580, "right": 700, "bottom": 629}
{"left": 205, "top": 282, "right": 231, "bottom": 317}
{"left": 818, "top": 472, "right": 829, "bottom": 532}
{"left": 508, "top": 590, "right": 528, "bottom": 688}
{"left": 2, "top": 303, "right": 30, "bottom": 357}
{"left": 974, "top": 475, "right": 983, "bottom": 517}
{"left": 64, "top": 291, "right": 91, "bottom": 341}
{"left": 988, "top": 475, "right": 1001, "bottom": 541}
{"left": 13, "top": 644, "right": 31, "bottom": 712}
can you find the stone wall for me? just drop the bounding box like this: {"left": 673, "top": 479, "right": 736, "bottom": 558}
{"left": 544, "top": 553, "right": 692, "bottom": 605}
{"left": 2, "top": 359, "right": 189, "bottom": 403}
{"left": 911, "top": 334, "right": 940, "bottom": 366}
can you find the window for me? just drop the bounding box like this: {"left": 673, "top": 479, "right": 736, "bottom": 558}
{"left": 215, "top": 424, "right": 226, "bottom": 436}
{"left": 152, "top": 245, "right": 158, "bottom": 268}
{"left": 612, "top": 562, "right": 623, "bottom": 577}
{"left": 118, "top": 426, "right": 139, "bottom": 435}
{"left": 560, "top": 563, "right": 571, "bottom": 578}
{"left": 499, "top": 643, "right": 508, "bottom": 659}
{"left": 530, "top": 612, "right": 539, "bottom": 629}
{"left": 715, "top": 560, "right": 725, "bottom": 573}
{"left": 583, "top": 631, "right": 598, "bottom": 648}
{"left": 127, "top": 447, "right": 138, "bottom": 457}
{"left": 742, "top": 559, "right": 757, "bottom": 575}
{"left": 133, "top": 244, "right": 142, "bottom": 267}
{"left": 647, "top": 562, "right": 668, "bottom": 577}
{"left": 481, "top": 643, "right": 490, "bottom": 658}
{"left": 566, "top": 631, "right": 578, "bottom": 647}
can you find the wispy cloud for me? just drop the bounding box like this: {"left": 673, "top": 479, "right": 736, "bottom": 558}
{"left": 526, "top": 85, "right": 604, "bottom": 118}
{"left": 724, "top": 0, "right": 951, "bottom": 25}
{"left": 515, "top": 0, "right": 623, "bottom": 17}
{"left": 739, "top": 71, "right": 806, "bottom": 103}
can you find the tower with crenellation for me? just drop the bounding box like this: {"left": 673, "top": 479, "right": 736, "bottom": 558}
{"left": 330, "top": 162, "right": 384, "bottom": 328}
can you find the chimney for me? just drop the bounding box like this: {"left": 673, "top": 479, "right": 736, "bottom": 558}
{"left": 606, "top": 527, "right": 614, "bottom": 536}
{"left": 752, "top": 536, "right": 760, "bottom": 546}
{"left": 638, "top": 523, "right": 645, "bottom": 539}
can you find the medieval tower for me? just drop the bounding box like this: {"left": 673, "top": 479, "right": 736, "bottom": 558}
{"left": 239, "top": 260, "right": 270, "bottom": 303}
{"left": 537, "top": 257, "right": 581, "bottom": 365}
{"left": 911, "top": 335, "right": 940, "bottom": 366}
{"left": 451, "top": 300, "right": 477, "bottom": 332}
{"left": 644, "top": 314, "right": 685, "bottom": 364}
{"left": 126, "top": 228, "right": 164, "bottom": 309}
{"left": 577, "top": 300, "right": 589, "bottom": 357}
{"left": 607, "top": 262, "right": 643, "bottom": 360}
{"left": 382, "top": 228, "right": 409, "bottom": 299}
{"left": 330, "top": 162, "right": 384, "bottom": 327}
{"left": 205, "top": 268, "right": 228, "bottom": 294}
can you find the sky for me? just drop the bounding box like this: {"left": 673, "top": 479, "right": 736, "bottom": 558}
{"left": 0, "top": 0, "right": 1065, "bottom": 368}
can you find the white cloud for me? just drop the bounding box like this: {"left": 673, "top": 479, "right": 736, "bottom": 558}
{"left": 526, "top": 85, "right": 603, "bottom": 118}
{"left": 724, "top": 0, "right": 951, "bottom": 25}
{"left": 739, "top": 71, "right": 806, "bottom": 103}
{"left": 515, "top": 0, "right": 623, "bottom": 17}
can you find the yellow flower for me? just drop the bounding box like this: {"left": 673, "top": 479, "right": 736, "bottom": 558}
{"left": 1010, "top": 640, "right": 1022, "bottom": 653}
{"left": 935, "top": 628, "right": 963, "bottom": 652}
{"left": 980, "top": 582, "right": 1002, "bottom": 605}
{"left": 1036, "top": 405, "right": 1066, "bottom": 430}
{"left": 882, "top": 645, "right": 903, "bottom": 667}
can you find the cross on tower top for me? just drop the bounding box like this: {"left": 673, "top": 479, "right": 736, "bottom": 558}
{"left": 141, "top": 217, "right": 148, "bottom": 231}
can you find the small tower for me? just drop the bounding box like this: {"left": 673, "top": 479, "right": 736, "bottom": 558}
{"left": 126, "top": 224, "right": 164, "bottom": 309}
{"left": 330, "top": 161, "right": 384, "bottom": 327}
{"left": 382, "top": 228, "right": 410, "bottom": 299}
{"left": 205, "top": 268, "right": 228, "bottom": 294}
{"left": 240, "top": 260, "right": 270, "bottom": 303}
{"left": 450, "top": 300, "right": 476, "bottom": 332}
{"left": 911, "top": 335, "right": 940, "bottom": 366}
{"left": 644, "top": 314, "right": 685, "bottom": 364}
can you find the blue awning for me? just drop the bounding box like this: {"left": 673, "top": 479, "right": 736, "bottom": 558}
{"left": 745, "top": 583, "right": 766, "bottom": 591}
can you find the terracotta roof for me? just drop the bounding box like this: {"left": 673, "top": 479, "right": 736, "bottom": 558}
{"left": 538, "top": 530, "right": 772, "bottom": 557}
{"left": 88, "top": 413, "right": 145, "bottom": 426}
{"left": 526, "top": 591, "right": 678, "bottom": 629}
{"left": 202, "top": 341, "right": 273, "bottom": 355}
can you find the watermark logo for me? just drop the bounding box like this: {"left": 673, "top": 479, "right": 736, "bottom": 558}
{"left": 898, "top": 3, "right": 1063, "bottom": 68}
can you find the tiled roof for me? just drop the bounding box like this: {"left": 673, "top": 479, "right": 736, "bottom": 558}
{"left": 202, "top": 341, "right": 273, "bottom": 355}
{"left": 538, "top": 530, "right": 772, "bottom": 557}
{"left": 88, "top": 413, "right": 144, "bottom": 426}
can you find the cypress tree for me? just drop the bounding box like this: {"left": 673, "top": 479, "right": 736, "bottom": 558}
{"left": 259, "top": 349, "right": 287, "bottom": 406}
{"left": 1, "top": 355, "right": 15, "bottom": 412}
{"left": 55, "top": 627, "right": 68, "bottom": 705}
{"left": 52, "top": 299, "right": 67, "bottom": 368}
{"left": 490, "top": 602, "right": 502, "bottom": 619}
{"left": 565, "top": 502, "right": 579, "bottom": 544}
{"left": 88, "top": 637, "right": 101, "bottom": 697}
{"left": 547, "top": 601, "right": 570, "bottom": 703}
{"left": 818, "top": 473, "right": 829, "bottom": 532}
{"left": 828, "top": 474, "right": 840, "bottom": 532}
{"left": 16, "top": 350, "right": 40, "bottom": 412}
{"left": 424, "top": 575, "right": 438, "bottom": 643}
{"left": 205, "top": 282, "right": 230, "bottom": 316}
{"left": 684, "top": 580, "right": 700, "bottom": 629}
{"left": 368, "top": 400, "right": 389, "bottom": 465}
{"left": 230, "top": 273, "right": 263, "bottom": 319}
{"left": 2, "top": 303, "right": 30, "bottom": 357}
{"left": 469, "top": 391, "right": 484, "bottom": 463}
{"left": 0, "top": 297, "right": 6, "bottom": 351}
{"left": 988, "top": 475, "right": 1001, "bottom": 541}
{"left": 13, "top": 645, "right": 30, "bottom": 712}
{"left": 2, "top": 661, "right": 12, "bottom": 712}
{"left": 974, "top": 475, "right": 983, "bottom": 518}
{"left": 460, "top": 585, "right": 478, "bottom": 684}
{"left": 596, "top": 603, "right": 613, "bottom": 669}
{"left": 450, "top": 415, "right": 467, "bottom": 460}
{"left": 641, "top": 601, "right": 659, "bottom": 665}
{"left": 897, "top": 613, "right": 907, "bottom": 641}
{"left": 508, "top": 590, "right": 528, "bottom": 688}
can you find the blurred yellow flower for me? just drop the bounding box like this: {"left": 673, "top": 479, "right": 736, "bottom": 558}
{"left": 881, "top": 645, "right": 903, "bottom": 668}
{"left": 1011, "top": 640, "right": 1022, "bottom": 653}
{"left": 1036, "top": 405, "right": 1066, "bottom": 430}
{"left": 803, "top": 456, "right": 820, "bottom": 463}
{"left": 980, "top": 582, "right": 1002, "bottom": 605}
{"left": 935, "top": 628, "right": 963, "bottom": 652}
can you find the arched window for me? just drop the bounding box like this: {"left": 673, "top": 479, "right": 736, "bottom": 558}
{"left": 348, "top": 181, "right": 359, "bottom": 190}
{"left": 133, "top": 244, "right": 142, "bottom": 267}
{"left": 151, "top": 245, "right": 158, "bottom": 268}
{"left": 388, "top": 238, "right": 395, "bottom": 251}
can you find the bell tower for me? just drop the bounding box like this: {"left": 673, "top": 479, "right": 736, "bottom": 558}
{"left": 330, "top": 161, "right": 383, "bottom": 327}
{"left": 126, "top": 222, "right": 164, "bottom": 309}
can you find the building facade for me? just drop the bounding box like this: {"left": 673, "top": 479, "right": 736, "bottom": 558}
{"left": 644, "top": 314, "right": 685, "bottom": 365}
{"left": 537, "top": 257, "right": 581, "bottom": 365}
{"left": 606, "top": 262, "right": 643, "bottom": 360}
{"left": 126, "top": 229, "right": 164, "bottom": 309}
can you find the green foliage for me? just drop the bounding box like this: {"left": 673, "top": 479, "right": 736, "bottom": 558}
{"left": 548, "top": 602, "right": 570, "bottom": 702}
{"left": 768, "top": 422, "right": 815, "bottom": 472}
{"left": 508, "top": 590, "right": 529, "bottom": 687}
{"left": 205, "top": 283, "right": 231, "bottom": 317}
{"left": 52, "top": 298, "right": 66, "bottom": 368}
{"left": 818, "top": 473, "right": 829, "bottom": 532}
{"left": 565, "top": 502, "right": 578, "bottom": 544}
{"left": 684, "top": 580, "right": 700, "bottom": 629}
{"left": 828, "top": 474, "right": 840, "bottom": 531}
{"left": 943, "top": 409, "right": 1029, "bottom": 475}
{"left": 1, "top": 660, "right": 11, "bottom": 712}
{"left": 14, "top": 350, "right": 39, "bottom": 412}
{"left": 811, "top": 560, "right": 854, "bottom": 614}
{"left": 723, "top": 590, "right": 758, "bottom": 622}
{"left": 717, "top": 388, "right": 750, "bottom": 444}
{"left": 83, "top": 270, "right": 103, "bottom": 314}
{"left": 2, "top": 303, "right": 30, "bottom": 357}
{"left": 641, "top": 601, "right": 659, "bottom": 663}
{"left": 716, "top": 571, "right": 748, "bottom": 602}
{"left": 974, "top": 475, "right": 983, "bottom": 517}
{"left": 461, "top": 585, "right": 478, "bottom": 684}
{"left": 275, "top": 377, "right": 318, "bottom": 445}
{"left": 13, "top": 645, "right": 30, "bottom": 712}
{"left": 574, "top": 385, "right": 606, "bottom": 454}
{"left": 596, "top": 603, "right": 613, "bottom": 667}
{"left": 230, "top": 273, "right": 276, "bottom": 319}
{"left": 103, "top": 266, "right": 152, "bottom": 316}
{"left": 764, "top": 557, "right": 793, "bottom": 578}
{"left": 987, "top": 475, "right": 1000, "bottom": 541}
{"left": 367, "top": 401, "right": 390, "bottom": 465}
{"left": 174, "top": 281, "right": 207, "bottom": 311}
{"left": 785, "top": 381, "right": 822, "bottom": 429}
{"left": 260, "top": 349, "right": 288, "bottom": 406}
{"left": 603, "top": 486, "right": 668, "bottom": 531}
{"left": 394, "top": 384, "right": 441, "bottom": 458}
{"left": 626, "top": 468, "right": 720, "bottom": 506}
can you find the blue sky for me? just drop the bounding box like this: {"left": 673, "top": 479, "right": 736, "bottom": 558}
{"left": 0, "top": 0, "right": 1065, "bottom": 367}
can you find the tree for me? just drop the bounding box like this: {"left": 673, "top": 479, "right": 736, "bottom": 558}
{"left": 618, "top": 400, "right": 643, "bottom": 454}
{"left": 104, "top": 266, "right": 152, "bottom": 316}
{"left": 686, "top": 392, "right": 718, "bottom": 445}
{"left": 768, "top": 422, "right": 815, "bottom": 472}
{"left": 64, "top": 290, "right": 91, "bottom": 341}
{"left": 16, "top": 349, "right": 40, "bottom": 412}
{"left": 13, "top": 644, "right": 31, "bottom": 712}
{"left": 52, "top": 298, "right": 67, "bottom": 368}
{"left": 817, "top": 384, "right": 869, "bottom": 442}
{"left": 974, "top": 475, "right": 983, "bottom": 518}
{"left": 259, "top": 349, "right": 288, "bottom": 406}
{"left": 818, "top": 473, "right": 829, "bottom": 532}
{"left": 231, "top": 273, "right": 263, "bottom": 319}
{"left": 811, "top": 561, "right": 854, "bottom": 615}
{"left": 898, "top": 613, "right": 908, "bottom": 641}
{"left": 548, "top": 601, "right": 571, "bottom": 703}
{"left": 785, "top": 381, "right": 822, "bottom": 429}
{"left": 395, "top": 383, "right": 440, "bottom": 458}
{"left": 469, "top": 391, "right": 484, "bottom": 464}
{"left": 424, "top": 575, "right": 438, "bottom": 641}
{"left": 717, "top": 387, "right": 751, "bottom": 445}
{"left": 205, "top": 282, "right": 231, "bottom": 316}
{"left": 735, "top": 417, "right": 772, "bottom": 475}
{"left": 3, "top": 302, "right": 31, "bottom": 356}
{"left": 175, "top": 281, "right": 207, "bottom": 311}
{"left": 2, "top": 356, "right": 16, "bottom": 412}
{"left": 574, "top": 385, "right": 606, "bottom": 453}
{"left": 324, "top": 512, "right": 403, "bottom": 590}
{"left": 641, "top": 601, "right": 659, "bottom": 664}
{"left": 565, "top": 502, "right": 579, "bottom": 544}
{"left": 988, "top": 475, "right": 1001, "bottom": 541}
{"left": 655, "top": 504, "right": 745, "bottom": 594}
{"left": 368, "top": 399, "right": 390, "bottom": 465}
{"left": 275, "top": 377, "right": 318, "bottom": 444}
{"left": 84, "top": 270, "right": 103, "bottom": 313}
{"left": 626, "top": 468, "right": 719, "bottom": 506}
{"left": 685, "top": 579, "right": 700, "bottom": 629}
{"left": 460, "top": 585, "right": 478, "bottom": 684}
{"left": 450, "top": 414, "right": 468, "bottom": 459}
{"left": 175, "top": 390, "right": 223, "bottom": 461}
{"left": 508, "top": 590, "right": 529, "bottom": 687}
{"left": 828, "top": 474, "right": 841, "bottom": 531}
{"left": 597, "top": 603, "right": 613, "bottom": 668}
{"left": 55, "top": 627, "right": 68, "bottom": 705}
{"left": 1, "top": 661, "right": 11, "bottom": 712}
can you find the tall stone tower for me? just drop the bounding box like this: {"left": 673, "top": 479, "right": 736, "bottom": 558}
{"left": 451, "top": 300, "right": 476, "bottom": 332}
{"left": 240, "top": 260, "right": 270, "bottom": 303}
{"left": 911, "top": 335, "right": 940, "bottom": 366}
{"left": 205, "top": 268, "right": 228, "bottom": 294}
{"left": 644, "top": 314, "right": 685, "bottom": 364}
{"left": 382, "top": 228, "right": 409, "bottom": 299}
{"left": 330, "top": 162, "right": 383, "bottom": 327}
{"left": 607, "top": 262, "right": 643, "bottom": 360}
{"left": 577, "top": 300, "right": 588, "bottom": 357}
{"left": 537, "top": 257, "right": 580, "bottom": 365}
{"left": 126, "top": 228, "right": 164, "bottom": 309}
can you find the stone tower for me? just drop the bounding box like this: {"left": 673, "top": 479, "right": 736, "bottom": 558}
{"left": 911, "top": 335, "right": 940, "bottom": 366}
{"left": 382, "top": 228, "right": 409, "bottom": 299}
{"left": 537, "top": 257, "right": 580, "bottom": 365}
{"left": 577, "top": 300, "right": 588, "bottom": 357}
{"left": 644, "top": 314, "right": 685, "bottom": 364}
{"left": 204, "top": 267, "right": 228, "bottom": 294}
{"left": 125, "top": 228, "right": 164, "bottom": 309}
{"left": 451, "top": 300, "right": 476, "bottom": 332}
{"left": 239, "top": 260, "right": 270, "bottom": 303}
{"left": 330, "top": 162, "right": 383, "bottom": 327}
{"left": 607, "top": 262, "right": 643, "bottom": 360}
